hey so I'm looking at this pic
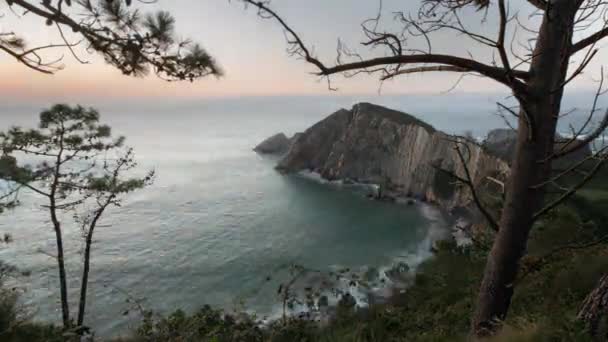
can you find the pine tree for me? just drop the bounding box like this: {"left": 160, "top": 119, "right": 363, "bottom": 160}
{"left": 0, "top": 104, "right": 153, "bottom": 332}
{"left": 1, "top": 0, "right": 222, "bottom": 80}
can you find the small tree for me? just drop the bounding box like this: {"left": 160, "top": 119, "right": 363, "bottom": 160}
{"left": 0, "top": 104, "right": 153, "bottom": 332}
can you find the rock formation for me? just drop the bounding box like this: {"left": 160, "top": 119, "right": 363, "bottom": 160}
{"left": 253, "top": 133, "right": 292, "bottom": 155}
{"left": 273, "top": 102, "right": 510, "bottom": 215}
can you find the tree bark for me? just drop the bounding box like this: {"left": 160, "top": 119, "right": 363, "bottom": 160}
{"left": 51, "top": 124, "right": 70, "bottom": 329}
{"left": 77, "top": 203, "right": 109, "bottom": 328}
{"left": 472, "top": 1, "right": 578, "bottom": 336}
{"left": 51, "top": 205, "right": 71, "bottom": 329}
{"left": 578, "top": 275, "right": 608, "bottom": 339}
{"left": 77, "top": 233, "right": 93, "bottom": 328}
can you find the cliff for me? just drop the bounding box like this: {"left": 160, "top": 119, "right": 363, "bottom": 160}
{"left": 273, "top": 103, "right": 509, "bottom": 215}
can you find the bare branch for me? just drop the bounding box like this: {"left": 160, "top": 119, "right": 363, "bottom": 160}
{"left": 571, "top": 27, "right": 608, "bottom": 56}
{"left": 434, "top": 139, "right": 500, "bottom": 232}
{"left": 240, "top": 0, "right": 530, "bottom": 89}
{"left": 533, "top": 148, "right": 608, "bottom": 221}
{"left": 380, "top": 65, "right": 467, "bottom": 80}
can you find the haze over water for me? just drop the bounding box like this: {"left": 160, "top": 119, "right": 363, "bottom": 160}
{"left": 0, "top": 94, "right": 599, "bottom": 336}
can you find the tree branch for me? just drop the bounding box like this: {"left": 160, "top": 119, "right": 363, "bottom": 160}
{"left": 571, "top": 27, "right": 608, "bottom": 56}
{"left": 526, "top": 0, "right": 547, "bottom": 10}
{"left": 434, "top": 140, "right": 500, "bottom": 232}
{"left": 553, "top": 109, "right": 608, "bottom": 160}
{"left": 241, "top": 0, "right": 530, "bottom": 90}
{"left": 533, "top": 149, "right": 608, "bottom": 221}
{"left": 380, "top": 65, "right": 467, "bottom": 80}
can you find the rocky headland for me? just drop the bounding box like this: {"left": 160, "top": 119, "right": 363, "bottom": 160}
{"left": 256, "top": 103, "right": 509, "bottom": 224}
{"left": 255, "top": 102, "right": 595, "bottom": 225}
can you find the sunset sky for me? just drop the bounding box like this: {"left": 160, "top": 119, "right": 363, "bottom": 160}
{"left": 1, "top": 0, "right": 607, "bottom": 103}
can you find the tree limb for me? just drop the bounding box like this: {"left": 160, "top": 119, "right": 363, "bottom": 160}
{"left": 434, "top": 141, "right": 500, "bottom": 232}
{"left": 241, "top": 0, "right": 530, "bottom": 90}
{"left": 380, "top": 65, "right": 467, "bottom": 80}
{"left": 526, "top": 0, "right": 547, "bottom": 10}
{"left": 533, "top": 149, "right": 608, "bottom": 221}
{"left": 552, "top": 109, "right": 608, "bottom": 160}
{"left": 571, "top": 27, "right": 608, "bottom": 56}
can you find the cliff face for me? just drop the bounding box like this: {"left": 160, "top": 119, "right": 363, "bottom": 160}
{"left": 276, "top": 103, "right": 509, "bottom": 213}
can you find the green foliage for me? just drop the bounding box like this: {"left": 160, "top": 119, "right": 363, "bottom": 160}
{"left": 0, "top": 103, "right": 152, "bottom": 213}
{"left": 6, "top": 0, "right": 222, "bottom": 79}
{"left": 0, "top": 259, "right": 63, "bottom": 342}
{"left": 133, "top": 306, "right": 264, "bottom": 342}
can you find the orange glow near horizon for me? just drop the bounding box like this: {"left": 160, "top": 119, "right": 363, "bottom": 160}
{"left": 1, "top": 58, "right": 517, "bottom": 102}
{"left": 0, "top": 60, "right": 333, "bottom": 101}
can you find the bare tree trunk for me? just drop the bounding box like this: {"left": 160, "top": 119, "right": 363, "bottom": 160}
{"left": 579, "top": 275, "right": 608, "bottom": 339}
{"left": 472, "top": 2, "right": 578, "bottom": 336}
{"left": 77, "top": 234, "right": 93, "bottom": 328}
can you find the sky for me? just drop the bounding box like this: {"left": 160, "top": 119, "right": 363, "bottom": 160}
{"left": 1, "top": 0, "right": 607, "bottom": 102}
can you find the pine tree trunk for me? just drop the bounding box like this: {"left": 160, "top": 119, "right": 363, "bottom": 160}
{"left": 579, "top": 275, "right": 608, "bottom": 339}
{"left": 472, "top": 1, "right": 578, "bottom": 336}
{"left": 77, "top": 208, "right": 106, "bottom": 329}
{"left": 77, "top": 235, "right": 93, "bottom": 327}
{"left": 51, "top": 208, "right": 71, "bottom": 329}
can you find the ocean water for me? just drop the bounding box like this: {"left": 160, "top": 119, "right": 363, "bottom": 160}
{"left": 0, "top": 94, "right": 600, "bottom": 336}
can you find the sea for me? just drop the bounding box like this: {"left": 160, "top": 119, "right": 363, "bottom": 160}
{"left": 0, "top": 94, "right": 602, "bottom": 337}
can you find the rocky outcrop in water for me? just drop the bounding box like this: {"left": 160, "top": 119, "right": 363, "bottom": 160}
{"left": 254, "top": 133, "right": 303, "bottom": 155}
{"left": 273, "top": 102, "right": 510, "bottom": 214}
